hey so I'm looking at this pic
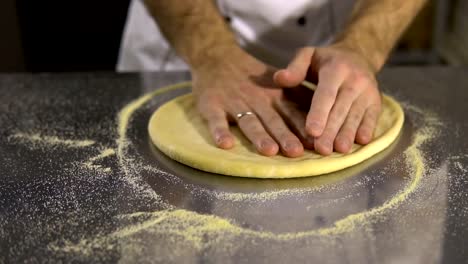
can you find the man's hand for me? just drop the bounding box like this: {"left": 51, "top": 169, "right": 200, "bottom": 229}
{"left": 274, "top": 46, "right": 382, "bottom": 155}
{"left": 192, "top": 48, "right": 313, "bottom": 158}
{"left": 194, "top": 44, "right": 382, "bottom": 157}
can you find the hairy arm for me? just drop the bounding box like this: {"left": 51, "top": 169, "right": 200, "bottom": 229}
{"left": 335, "top": 0, "right": 428, "bottom": 72}
{"left": 143, "top": 0, "right": 239, "bottom": 68}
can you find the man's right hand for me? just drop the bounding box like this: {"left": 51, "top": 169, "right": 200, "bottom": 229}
{"left": 192, "top": 48, "right": 312, "bottom": 158}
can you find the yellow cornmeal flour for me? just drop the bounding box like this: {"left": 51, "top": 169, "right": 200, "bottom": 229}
{"left": 9, "top": 133, "right": 116, "bottom": 174}
{"left": 115, "top": 81, "right": 191, "bottom": 203}
{"left": 109, "top": 120, "right": 434, "bottom": 242}
{"left": 48, "top": 82, "right": 439, "bottom": 255}
{"left": 9, "top": 132, "right": 95, "bottom": 148}
{"left": 116, "top": 82, "right": 192, "bottom": 159}
{"left": 82, "top": 148, "right": 116, "bottom": 172}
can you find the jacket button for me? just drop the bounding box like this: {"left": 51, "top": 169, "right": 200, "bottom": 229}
{"left": 297, "top": 16, "right": 307, "bottom": 26}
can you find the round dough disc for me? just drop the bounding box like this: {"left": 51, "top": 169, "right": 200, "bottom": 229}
{"left": 148, "top": 93, "right": 404, "bottom": 178}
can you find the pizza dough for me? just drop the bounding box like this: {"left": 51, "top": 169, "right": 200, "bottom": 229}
{"left": 148, "top": 93, "right": 404, "bottom": 178}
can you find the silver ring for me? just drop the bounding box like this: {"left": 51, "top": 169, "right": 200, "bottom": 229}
{"left": 236, "top": 111, "right": 255, "bottom": 120}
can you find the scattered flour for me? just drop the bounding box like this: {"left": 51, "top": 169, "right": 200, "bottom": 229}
{"left": 82, "top": 148, "right": 116, "bottom": 173}
{"left": 9, "top": 132, "right": 95, "bottom": 148}
{"left": 47, "top": 82, "right": 443, "bottom": 257}
{"left": 7, "top": 82, "right": 443, "bottom": 260}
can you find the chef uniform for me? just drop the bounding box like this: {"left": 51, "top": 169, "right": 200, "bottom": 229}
{"left": 117, "top": 0, "right": 356, "bottom": 72}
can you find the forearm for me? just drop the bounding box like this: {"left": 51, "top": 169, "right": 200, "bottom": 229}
{"left": 143, "top": 0, "right": 239, "bottom": 68}
{"left": 334, "top": 0, "right": 428, "bottom": 72}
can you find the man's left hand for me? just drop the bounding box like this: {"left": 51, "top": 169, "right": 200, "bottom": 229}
{"left": 274, "top": 45, "right": 382, "bottom": 155}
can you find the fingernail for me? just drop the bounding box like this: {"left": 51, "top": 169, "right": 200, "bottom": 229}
{"left": 260, "top": 140, "right": 278, "bottom": 156}
{"left": 316, "top": 140, "right": 332, "bottom": 155}
{"left": 260, "top": 139, "right": 275, "bottom": 150}
{"left": 284, "top": 141, "right": 301, "bottom": 151}
{"left": 216, "top": 135, "right": 233, "bottom": 149}
{"left": 322, "top": 139, "right": 332, "bottom": 148}
{"left": 359, "top": 129, "right": 371, "bottom": 143}
{"left": 275, "top": 70, "right": 289, "bottom": 83}
{"left": 337, "top": 139, "right": 350, "bottom": 151}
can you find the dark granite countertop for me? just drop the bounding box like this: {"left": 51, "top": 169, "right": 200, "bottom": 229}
{"left": 1, "top": 68, "right": 467, "bottom": 263}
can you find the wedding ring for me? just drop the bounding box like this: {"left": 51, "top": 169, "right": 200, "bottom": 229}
{"left": 235, "top": 111, "right": 255, "bottom": 120}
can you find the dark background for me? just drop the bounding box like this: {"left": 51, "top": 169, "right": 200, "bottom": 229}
{"left": 15, "top": 0, "right": 131, "bottom": 72}
{"left": 1, "top": 0, "right": 467, "bottom": 72}
{"left": 1, "top": 0, "right": 130, "bottom": 72}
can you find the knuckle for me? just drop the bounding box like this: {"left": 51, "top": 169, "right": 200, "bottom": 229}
{"left": 199, "top": 106, "right": 219, "bottom": 119}
{"left": 308, "top": 111, "right": 327, "bottom": 125}
{"left": 332, "top": 60, "right": 350, "bottom": 74}
{"left": 264, "top": 116, "right": 280, "bottom": 127}
{"left": 320, "top": 86, "right": 337, "bottom": 100}
{"left": 238, "top": 83, "right": 252, "bottom": 93}
{"left": 279, "top": 131, "right": 295, "bottom": 141}
{"left": 230, "top": 98, "right": 246, "bottom": 109}
{"left": 373, "top": 102, "right": 382, "bottom": 114}
{"left": 344, "top": 83, "right": 360, "bottom": 95}
{"left": 197, "top": 97, "right": 215, "bottom": 111}
{"left": 348, "top": 111, "right": 363, "bottom": 123}
{"left": 351, "top": 72, "right": 371, "bottom": 90}
{"left": 256, "top": 135, "right": 272, "bottom": 146}
{"left": 358, "top": 126, "right": 371, "bottom": 137}
{"left": 205, "top": 113, "right": 221, "bottom": 122}
{"left": 321, "top": 63, "right": 336, "bottom": 76}
{"left": 200, "top": 90, "right": 222, "bottom": 102}
{"left": 335, "top": 103, "right": 349, "bottom": 117}
{"left": 367, "top": 100, "right": 382, "bottom": 116}
{"left": 257, "top": 110, "right": 279, "bottom": 125}
{"left": 247, "top": 121, "right": 263, "bottom": 132}
{"left": 341, "top": 126, "right": 356, "bottom": 138}
{"left": 362, "top": 113, "right": 375, "bottom": 125}
{"left": 213, "top": 127, "right": 227, "bottom": 136}
{"left": 316, "top": 136, "right": 332, "bottom": 148}
{"left": 327, "top": 115, "right": 342, "bottom": 130}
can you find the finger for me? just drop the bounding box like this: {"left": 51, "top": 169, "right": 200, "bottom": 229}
{"left": 226, "top": 100, "right": 279, "bottom": 156}
{"left": 273, "top": 47, "right": 315, "bottom": 88}
{"left": 274, "top": 99, "right": 315, "bottom": 150}
{"left": 356, "top": 103, "right": 381, "bottom": 145}
{"left": 314, "top": 86, "right": 360, "bottom": 155}
{"left": 306, "top": 63, "right": 347, "bottom": 137}
{"left": 198, "top": 101, "right": 235, "bottom": 149}
{"left": 334, "top": 99, "right": 368, "bottom": 153}
{"left": 253, "top": 101, "right": 304, "bottom": 158}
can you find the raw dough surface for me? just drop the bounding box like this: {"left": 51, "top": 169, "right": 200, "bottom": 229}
{"left": 148, "top": 93, "right": 404, "bottom": 178}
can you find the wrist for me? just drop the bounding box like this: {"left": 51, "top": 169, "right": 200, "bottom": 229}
{"left": 332, "top": 38, "right": 387, "bottom": 73}
{"left": 190, "top": 45, "right": 248, "bottom": 74}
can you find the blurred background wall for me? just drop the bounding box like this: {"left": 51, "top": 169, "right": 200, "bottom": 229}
{"left": 0, "top": 0, "right": 466, "bottom": 72}
{"left": 0, "top": 0, "right": 25, "bottom": 72}
{"left": 438, "top": 0, "right": 468, "bottom": 65}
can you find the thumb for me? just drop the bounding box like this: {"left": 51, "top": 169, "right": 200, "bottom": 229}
{"left": 273, "top": 47, "right": 315, "bottom": 88}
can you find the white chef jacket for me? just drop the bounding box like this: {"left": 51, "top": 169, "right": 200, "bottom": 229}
{"left": 117, "top": 0, "right": 355, "bottom": 72}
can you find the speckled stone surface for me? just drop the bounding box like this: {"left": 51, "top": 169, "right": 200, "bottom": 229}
{"left": 0, "top": 68, "right": 467, "bottom": 263}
